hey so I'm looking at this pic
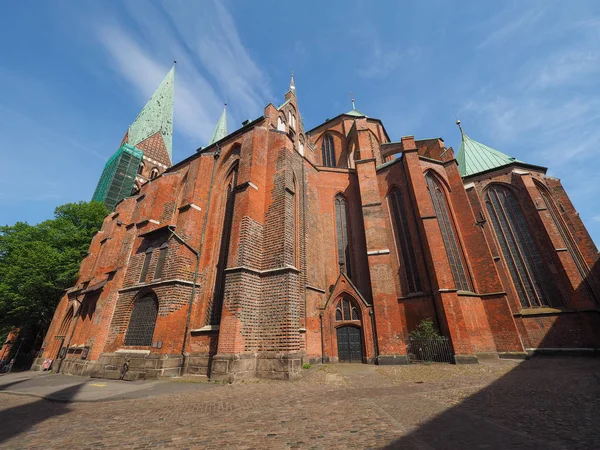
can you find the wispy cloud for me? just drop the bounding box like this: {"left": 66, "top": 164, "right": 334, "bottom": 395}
{"left": 357, "top": 43, "right": 420, "bottom": 79}
{"left": 165, "top": 1, "right": 272, "bottom": 116}
{"left": 95, "top": 0, "right": 271, "bottom": 150}
{"left": 477, "top": 7, "right": 546, "bottom": 49}
{"left": 457, "top": 3, "right": 600, "bottom": 245}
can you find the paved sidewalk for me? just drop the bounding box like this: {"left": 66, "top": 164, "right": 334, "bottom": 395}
{"left": 0, "top": 370, "right": 216, "bottom": 402}
{"left": 0, "top": 358, "right": 598, "bottom": 449}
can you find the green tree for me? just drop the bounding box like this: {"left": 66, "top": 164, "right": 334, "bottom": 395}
{"left": 409, "top": 318, "right": 444, "bottom": 340}
{"left": 0, "top": 201, "right": 108, "bottom": 336}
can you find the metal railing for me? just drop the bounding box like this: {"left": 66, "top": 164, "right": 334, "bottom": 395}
{"left": 407, "top": 337, "right": 453, "bottom": 363}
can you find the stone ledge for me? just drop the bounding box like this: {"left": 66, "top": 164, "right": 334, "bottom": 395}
{"left": 515, "top": 307, "right": 599, "bottom": 317}
{"left": 377, "top": 355, "right": 409, "bottom": 365}
{"left": 499, "top": 352, "right": 528, "bottom": 360}
{"left": 453, "top": 354, "right": 479, "bottom": 365}
{"left": 526, "top": 348, "right": 599, "bottom": 357}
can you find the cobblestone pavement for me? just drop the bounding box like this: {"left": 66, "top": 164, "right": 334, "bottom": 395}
{"left": 0, "top": 357, "right": 598, "bottom": 449}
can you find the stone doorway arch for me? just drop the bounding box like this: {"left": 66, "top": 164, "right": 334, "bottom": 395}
{"left": 320, "top": 272, "right": 375, "bottom": 364}
{"left": 333, "top": 295, "right": 365, "bottom": 363}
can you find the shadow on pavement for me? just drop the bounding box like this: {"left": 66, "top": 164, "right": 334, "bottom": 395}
{"left": 384, "top": 358, "right": 599, "bottom": 449}
{"left": 0, "top": 383, "right": 82, "bottom": 445}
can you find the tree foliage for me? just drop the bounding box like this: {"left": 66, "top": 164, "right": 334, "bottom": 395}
{"left": 0, "top": 201, "right": 108, "bottom": 335}
{"left": 409, "top": 318, "right": 443, "bottom": 340}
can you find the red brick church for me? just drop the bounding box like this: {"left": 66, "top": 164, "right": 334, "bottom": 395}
{"left": 34, "top": 69, "right": 600, "bottom": 381}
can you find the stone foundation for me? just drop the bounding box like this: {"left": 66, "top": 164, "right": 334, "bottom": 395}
{"left": 183, "top": 352, "right": 213, "bottom": 377}
{"left": 90, "top": 351, "right": 183, "bottom": 380}
{"left": 210, "top": 352, "right": 303, "bottom": 382}
{"left": 453, "top": 354, "right": 479, "bottom": 364}
{"left": 377, "top": 354, "right": 410, "bottom": 365}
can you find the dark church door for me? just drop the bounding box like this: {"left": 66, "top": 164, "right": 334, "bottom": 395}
{"left": 337, "top": 326, "right": 363, "bottom": 363}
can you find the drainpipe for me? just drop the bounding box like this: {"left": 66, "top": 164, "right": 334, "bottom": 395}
{"left": 369, "top": 308, "right": 379, "bottom": 363}
{"left": 319, "top": 312, "right": 325, "bottom": 364}
{"left": 178, "top": 147, "right": 221, "bottom": 374}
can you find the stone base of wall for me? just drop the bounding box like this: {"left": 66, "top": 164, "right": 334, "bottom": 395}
{"left": 256, "top": 352, "right": 303, "bottom": 380}
{"left": 31, "top": 356, "right": 99, "bottom": 376}
{"left": 58, "top": 358, "right": 99, "bottom": 376}
{"left": 377, "top": 354, "right": 410, "bottom": 365}
{"left": 210, "top": 352, "right": 303, "bottom": 382}
{"left": 30, "top": 357, "right": 45, "bottom": 371}
{"left": 183, "top": 352, "right": 213, "bottom": 377}
{"left": 90, "top": 352, "right": 183, "bottom": 380}
{"left": 453, "top": 354, "right": 479, "bottom": 364}
{"left": 526, "top": 347, "right": 600, "bottom": 357}
{"left": 498, "top": 351, "right": 528, "bottom": 360}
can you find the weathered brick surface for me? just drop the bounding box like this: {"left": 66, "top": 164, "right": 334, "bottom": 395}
{"left": 37, "top": 88, "right": 600, "bottom": 380}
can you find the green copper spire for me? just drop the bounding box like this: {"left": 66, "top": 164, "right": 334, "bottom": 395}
{"left": 346, "top": 92, "right": 366, "bottom": 117}
{"left": 128, "top": 66, "right": 174, "bottom": 161}
{"left": 456, "top": 120, "right": 520, "bottom": 177}
{"left": 209, "top": 104, "right": 228, "bottom": 145}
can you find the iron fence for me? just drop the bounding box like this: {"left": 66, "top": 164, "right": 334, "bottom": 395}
{"left": 407, "top": 337, "right": 453, "bottom": 363}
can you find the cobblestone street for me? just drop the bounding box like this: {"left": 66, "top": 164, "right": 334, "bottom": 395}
{"left": 1, "top": 357, "right": 599, "bottom": 449}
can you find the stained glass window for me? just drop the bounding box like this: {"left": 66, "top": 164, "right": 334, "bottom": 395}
{"left": 335, "top": 195, "right": 352, "bottom": 278}
{"left": 389, "top": 188, "right": 422, "bottom": 294}
{"left": 485, "top": 184, "right": 556, "bottom": 307}
{"left": 322, "top": 134, "right": 335, "bottom": 167}
{"left": 124, "top": 295, "right": 158, "bottom": 346}
{"left": 335, "top": 298, "right": 360, "bottom": 321}
{"left": 425, "top": 173, "right": 471, "bottom": 291}
{"left": 208, "top": 166, "right": 238, "bottom": 325}
{"left": 154, "top": 243, "right": 168, "bottom": 280}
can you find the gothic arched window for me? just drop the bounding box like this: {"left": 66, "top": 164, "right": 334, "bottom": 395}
{"left": 137, "top": 162, "right": 144, "bottom": 175}
{"left": 335, "top": 195, "right": 352, "bottom": 278}
{"left": 389, "top": 188, "right": 422, "bottom": 294}
{"left": 57, "top": 306, "right": 74, "bottom": 337}
{"left": 208, "top": 165, "right": 239, "bottom": 325}
{"left": 486, "top": 185, "right": 557, "bottom": 308}
{"left": 537, "top": 185, "right": 599, "bottom": 304}
{"left": 150, "top": 168, "right": 159, "bottom": 180}
{"left": 425, "top": 172, "right": 471, "bottom": 291}
{"left": 335, "top": 297, "right": 360, "bottom": 321}
{"left": 124, "top": 294, "right": 158, "bottom": 346}
{"left": 322, "top": 134, "right": 335, "bottom": 167}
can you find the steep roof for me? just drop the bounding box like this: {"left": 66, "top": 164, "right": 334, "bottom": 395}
{"left": 456, "top": 123, "right": 520, "bottom": 177}
{"left": 128, "top": 66, "right": 174, "bottom": 162}
{"left": 209, "top": 105, "right": 228, "bottom": 145}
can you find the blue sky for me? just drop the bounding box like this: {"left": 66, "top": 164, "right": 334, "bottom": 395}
{"left": 1, "top": 1, "right": 599, "bottom": 244}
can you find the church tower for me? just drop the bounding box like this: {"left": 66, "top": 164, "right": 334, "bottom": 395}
{"left": 92, "top": 66, "right": 174, "bottom": 210}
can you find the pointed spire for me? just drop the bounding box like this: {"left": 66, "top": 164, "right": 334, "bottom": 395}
{"left": 345, "top": 91, "right": 366, "bottom": 117}
{"left": 128, "top": 65, "right": 175, "bottom": 161}
{"left": 209, "top": 104, "right": 228, "bottom": 145}
{"left": 290, "top": 71, "right": 295, "bottom": 92}
{"left": 456, "top": 120, "right": 521, "bottom": 177}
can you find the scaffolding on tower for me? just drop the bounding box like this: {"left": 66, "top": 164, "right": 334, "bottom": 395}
{"left": 92, "top": 144, "right": 143, "bottom": 211}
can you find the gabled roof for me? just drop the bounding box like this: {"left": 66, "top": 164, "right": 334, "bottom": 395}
{"left": 209, "top": 105, "right": 228, "bottom": 145}
{"left": 456, "top": 123, "right": 521, "bottom": 177}
{"left": 128, "top": 66, "right": 175, "bottom": 162}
